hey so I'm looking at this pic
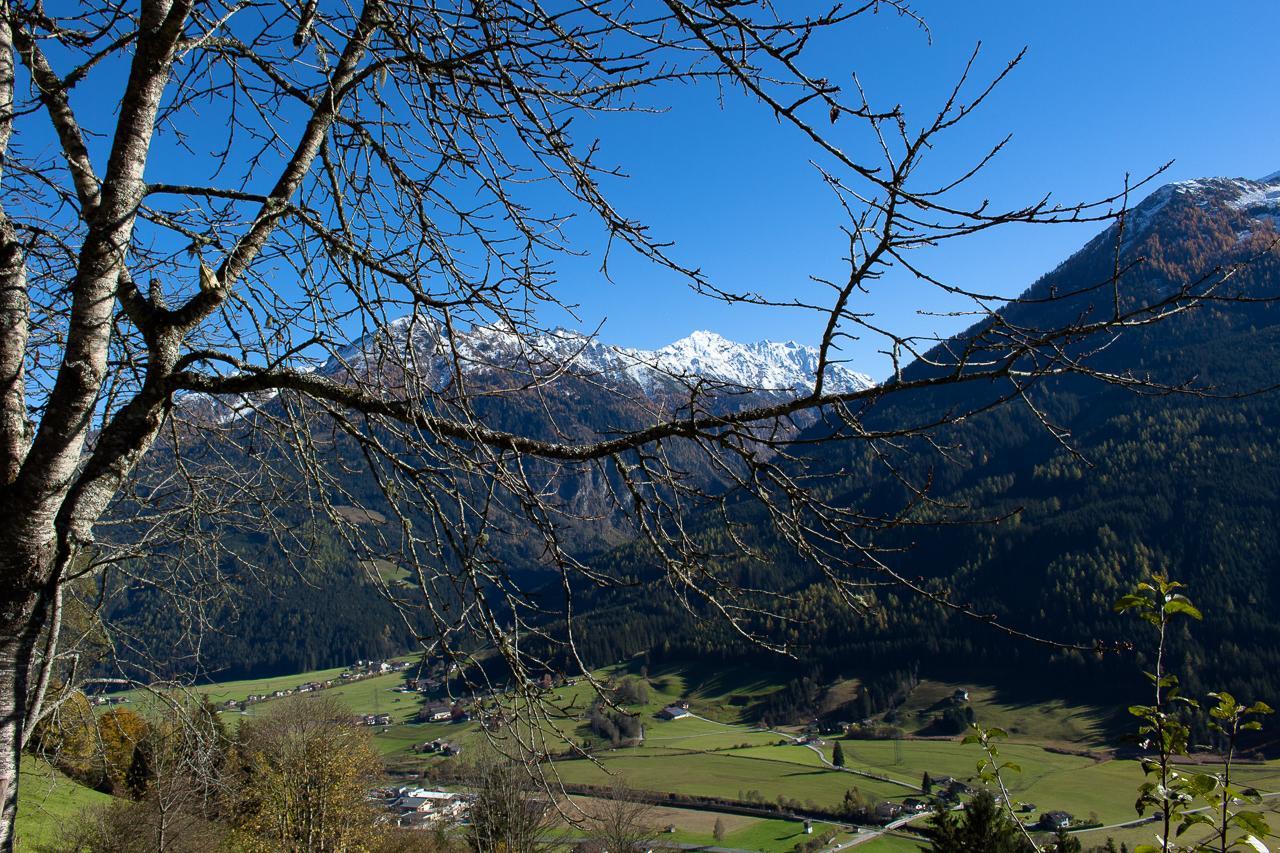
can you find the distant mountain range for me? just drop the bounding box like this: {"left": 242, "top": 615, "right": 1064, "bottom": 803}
{"left": 338, "top": 320, "right": 874, "bottom": 396}
{"left": 189, "top": 321, "right": 873, "bottom": 427}
{"left": 127, "top": 170, "right": 1280, "bottom": 703}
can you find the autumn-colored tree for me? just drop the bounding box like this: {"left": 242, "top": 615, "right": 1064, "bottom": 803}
{"left": 230, "top": 695, "right": 382, "bottom": 852}
{"left": 27, "top": 690, "right": 97, "bottom": 784}
{"left": 95, "top": 707, "right": 149, "bottom": 795}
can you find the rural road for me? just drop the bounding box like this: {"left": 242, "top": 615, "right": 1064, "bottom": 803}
{"left": 830, "top": 813, "right": 922, "bottom": 849}
{"left": 684, "top": 712, "right": 920, "bottom": 791}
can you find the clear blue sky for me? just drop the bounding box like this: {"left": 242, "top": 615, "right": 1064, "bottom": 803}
{"left": 52, "top": 2, "right": 1280, "bottom": 379}
{"left": 538, "top": 0, "right": 1280, "bottom": 375}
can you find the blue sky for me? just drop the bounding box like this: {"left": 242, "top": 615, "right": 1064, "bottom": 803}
{"left": 537, "top": 1, "right": 1280, "bottom": 374}
{"left": 43, "top": 2, "right": 1280, "bottom": 380}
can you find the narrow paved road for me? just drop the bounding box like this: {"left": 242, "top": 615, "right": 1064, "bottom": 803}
{"left": 685, "top": 712, "right": 920, "bottom": 791}
{"left": 832, "top": 813, "right": 923, "bottom": 849}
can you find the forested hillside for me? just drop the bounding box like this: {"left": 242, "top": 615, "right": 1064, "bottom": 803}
{"left": 110, "top": 174, "right": 1280, "bottom": 707}
{"left": 545, "top": 176, "right": 1280, "bottom": 725}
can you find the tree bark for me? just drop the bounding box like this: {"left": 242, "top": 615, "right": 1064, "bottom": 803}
{"left": 0, "top": 546, "right": 52, "bottom": 852}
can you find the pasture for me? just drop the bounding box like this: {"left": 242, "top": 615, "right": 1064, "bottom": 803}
{"left": 13, "top": 758, "right": 113, "bottom": 851}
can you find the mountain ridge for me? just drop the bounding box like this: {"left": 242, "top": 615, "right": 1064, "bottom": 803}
{"left": 334, "top": 318, "right": 874, "bottom": 397}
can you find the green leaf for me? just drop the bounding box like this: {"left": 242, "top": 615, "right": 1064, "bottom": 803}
{"left": 1114, "top": 594, "right": 1150, "bottom": 613}
{"left": 1232, "top": 809, "right": 1271, "bottom": 838}
{"left": 1163, "top": 596, "right": 1203, "bottom": 620}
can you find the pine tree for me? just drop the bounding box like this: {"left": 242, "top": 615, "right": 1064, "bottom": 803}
{"left": 833, "top": 741, "right": 845, "bottom": 767}
{"left": 917, "top": 790, "right": 1034, "bottom": 852}
{"left": 1050, "top": 825, "right": 1081, "bottom": 853}
{"left": 125, "top": 744, "right": 151, "bottom": 801}
{"left": 713, "top": 817, "right": 726, "bottom": 842}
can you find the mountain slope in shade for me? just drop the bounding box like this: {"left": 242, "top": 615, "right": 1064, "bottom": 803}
{"left": 566, "top": 171, "right": 1280, "bottom": 720}
{"left": 142, "top": 170, "right": 1280, "bottom": 690}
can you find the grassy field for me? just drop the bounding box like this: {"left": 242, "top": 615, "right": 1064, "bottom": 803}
{"left": 548, "top": 749, "right": 903, "bottom": 808}
{"left": 893, "top": 680, "right": 1111, "bottom": 747}
{"left": 52, "top": 660, "right": 1280, "bottom": 852}
{"left": 857, "top": 831, "right": 928, "bottom": 852}
{"left": 563, "top": 797, "right": 852, "bottom": 853}
{"left": 13, "top": 758, "right": 113, "bottom": 851}
{"left": 337, "top": 666, "right": 1280, "bottom": 836}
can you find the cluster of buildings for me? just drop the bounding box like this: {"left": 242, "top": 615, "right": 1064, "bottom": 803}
{"left": 371, "top": 786, "right": 471, "bottom": 829}
{"left": 412, "top": 737, "right": 463, "bottom": 756}
{"left": 218, "top": 659, "right": 413, "bottom": 712}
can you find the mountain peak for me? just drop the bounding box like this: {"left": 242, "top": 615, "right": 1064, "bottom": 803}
{"left": 335, "top": 319, "right": 873, "bottom": 398}
{"left": 1092, "top": 172, "right": 1280, "bottom": 254}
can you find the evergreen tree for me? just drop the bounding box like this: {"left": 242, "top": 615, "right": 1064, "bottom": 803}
{"left": 833, "top": 742, "right": 845, "bottom": 768}
{"left": 1050, "top": 825, "right": 1081, "bottom": 852}
{"left": 125, "top": 744, "right": 150, "bottom": 801}
{"left": 917, "top": 790, "right": 1033, "bottom": 852}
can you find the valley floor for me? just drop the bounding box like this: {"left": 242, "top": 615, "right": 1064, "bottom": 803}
{"left": 26, "top": 661, "right": 1280, "bottom": 852}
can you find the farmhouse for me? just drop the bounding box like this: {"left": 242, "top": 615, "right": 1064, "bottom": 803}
{"left": 658, "top": 706, "right": 692, "bottom": 720}
{"left": 1039, "top": 811, "right": 1073, "bottom": 830}
{"left": 420, "top": 703, "right": 454, "bottom": 722}
{"left": 875, "top": 802, "right": 905, "bottom": 820}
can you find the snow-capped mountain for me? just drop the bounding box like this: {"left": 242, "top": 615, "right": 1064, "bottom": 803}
{"left": 1114, "top": 170, "right": 1280, "bottom": 246}
{"left": 639, "top": 330, "right": 871, "bottom": 395}
{"left": 335, "top": 318, "right": 873, "bottom": 399}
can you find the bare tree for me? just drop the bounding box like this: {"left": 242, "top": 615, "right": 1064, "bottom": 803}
{"left": 0, "top": 1, "right": 1262, "bottom": 847}
{"left": 581, "top": 782, "right": 658, "bottom": 853}
{"left": 467, "top": 753, "right": 557, "bottom": 853}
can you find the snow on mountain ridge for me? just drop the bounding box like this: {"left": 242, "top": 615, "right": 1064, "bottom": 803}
{"left": 1084, "top": 172, "right": 1280, "bottom": 255}
{"left": 339, "top": 318, "right": 873, "bottom": 396}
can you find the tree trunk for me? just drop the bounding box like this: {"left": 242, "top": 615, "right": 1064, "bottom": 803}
{"left": 0, "top": 548, "right": 51, "bottom": 853}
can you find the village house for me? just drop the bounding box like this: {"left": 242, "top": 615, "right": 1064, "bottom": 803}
{"left": 657, "top": 705, "right": 691, "bottom": 721}
{"left": 875, "top": 802, "right": 905, "bottom": 820}
{"left": 1039, "top": 811, "right": 1073, "bottom": 830}
{"left": 420, "top": 703, "right": 454, "bottom": 723}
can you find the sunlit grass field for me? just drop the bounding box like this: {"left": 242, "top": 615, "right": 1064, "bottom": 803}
{"left": 13, "top": 758, "right": 113, "bottom": 851}
{"left": 41, "top": 659, "right": 1280, "bottom": 850}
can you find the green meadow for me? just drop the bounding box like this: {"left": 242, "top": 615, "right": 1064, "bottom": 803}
{"left": 13, "top": 758, "right": 113, "bottom": 851}
{"left": 29, "top": 659, "right": 1280, "bottom": 851}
